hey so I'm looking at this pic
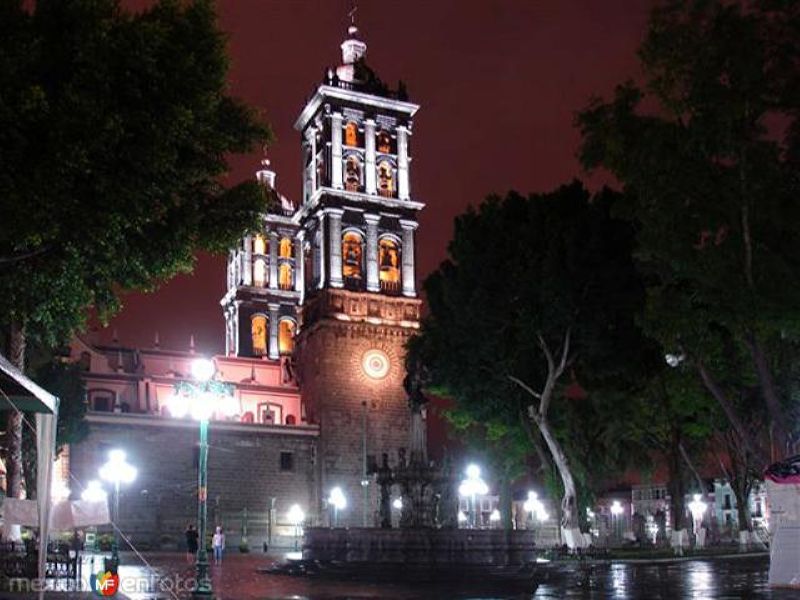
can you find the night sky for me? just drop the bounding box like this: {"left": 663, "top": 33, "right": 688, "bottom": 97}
{"left": 97, "top": 0, "right": 652, "bottom": 354}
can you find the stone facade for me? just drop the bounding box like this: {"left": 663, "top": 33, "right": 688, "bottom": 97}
{"left": 69, "top": 414, "right": 317, "bottom": 549}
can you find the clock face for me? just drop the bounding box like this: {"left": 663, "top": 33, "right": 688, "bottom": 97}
{"left": 362, "top": 349, "right": 391, "bottom": 380}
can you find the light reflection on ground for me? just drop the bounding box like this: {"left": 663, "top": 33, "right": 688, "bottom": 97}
{"left": 95, "top": 552, "right": 799, "bottom": 600}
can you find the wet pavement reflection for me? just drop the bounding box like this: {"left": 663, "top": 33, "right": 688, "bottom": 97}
{"left": 108, "top": 552, "right": 798, "bottom": 600}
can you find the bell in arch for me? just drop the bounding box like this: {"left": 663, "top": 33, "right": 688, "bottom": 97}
{"left": 380, "top": 247, "right": 395, "bottom": 271}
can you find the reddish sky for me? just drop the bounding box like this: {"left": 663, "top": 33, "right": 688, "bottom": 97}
{"left": 97, "top": 0, "right": 652, "bottom": 354}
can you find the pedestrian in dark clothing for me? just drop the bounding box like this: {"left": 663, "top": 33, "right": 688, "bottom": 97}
{"left": 185, "top": 523, "right": 199, "bottom": 563}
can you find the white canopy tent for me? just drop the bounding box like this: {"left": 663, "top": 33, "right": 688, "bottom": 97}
{"left": 0, "top": 353, "right": 58, "bottom": 600}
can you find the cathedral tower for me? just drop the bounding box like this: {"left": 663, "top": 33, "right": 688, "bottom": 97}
{"left": 294, "top": 23, "right": 422, "bottom": 525}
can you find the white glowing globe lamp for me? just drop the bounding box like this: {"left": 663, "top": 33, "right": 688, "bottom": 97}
{"left": 610, "top": 500, "right": 623, "bottom": 516}
{"left": 457, "top": 511, "right": 468, "bottom": 523}
{"left": 220, "top": 394, "right": 239, "bottom": 418}
{"left": 328, "top": 487, "right": 347, "bottom": 510}
{"left": 288, "top": 504, "right": 305, "bottom": 526}
{"left": 392, "top": 498, "right": 403, "bottom": 510}
{"left": 689, "top": 494, "right": 707, "bottom": 522}
{"left": 99, "top": 449, "right": 137, "bottom": 485}
{"left": 168, "top": 393, "right": 190, "bottom": 418}
{"left": 81, "top": 480, "right": 108, "bottom": 503}
{"left": 191, "top": 358, "right": 215, "bottom": 382}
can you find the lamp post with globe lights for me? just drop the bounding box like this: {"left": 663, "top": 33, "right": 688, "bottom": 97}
{"left": 328, "top": 487, "right": 347, "bottom": 527}
{"left": 610, "top": 500, "right": 624, "bottom": 544}
{"left": 99, "top": 449, "right": 137, "bottom": 570}
{"left": 287, "top": 504, "right": 305, "bottom": 551}
{"left": 458, "top": 464, "right": 488, "bottom": 528}
{"left": 168, "top": 357, "right": 236, "bottom": 600}
{"left": 688, "top": 493, "right": 708, "bottom": 548}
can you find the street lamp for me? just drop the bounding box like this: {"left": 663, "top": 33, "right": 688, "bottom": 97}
{"left": 81, "top": 480, "right": 108, "bottom": 503}
{"left": 610, "top": 500, "right": 624, "bottom": 544}
{"left": 99, "top": 449, "right": 137, "bottom": 570}
{"left": 168, "top": 357, "right": 235, "bottom": 599}
{"left": 328, "top": 487, "right": 347, "bottom": 527}
{"left": 688, "top": 493, "right": 708, "bottom": 548}
{"left": 392, "top": 498, "right": 403, "bottom": 510}
{"left": 458, "top": 464, "right": 488, "bottom": 528}
{"left": 490, "top": 509, "right": 501, "bottom": 528}
{"left": 524, "top": 491, "right": 549, "bottom": 527}
{"left": 287, "top": 504, "right": 305, "bottom": 551}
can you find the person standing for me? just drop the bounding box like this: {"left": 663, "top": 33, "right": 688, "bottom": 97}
{"left": 212, "top": 526, "right": 225, "bottom": 565}
{"left": 185, "top": 523, "right": 199, "bottom": 564}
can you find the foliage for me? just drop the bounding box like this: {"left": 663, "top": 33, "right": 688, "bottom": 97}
{"left": 577, "top": 0, "right": 800, "bottom": 456}
{"left": 412, "top": 182, "right": 651, "bottom": 532}
{"left": 0, "top": 0, "right": 272, "bottom": 348}
{"left": 14, "top": 354, "right": 88, "bottom": 498}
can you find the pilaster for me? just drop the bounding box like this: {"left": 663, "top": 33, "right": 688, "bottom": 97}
{"left": 400, "top": 220, "right": 417, "bottom": 297}
{"left": 268, "top": 231, "right": 279, "bottom": 290}
{"left": 364, "top": 213, "right": 380, "bottom": 292}
{"left": 268, "top": 303, "right": 280, "bottom": 360}
{"left": 331, "top": 113, "right": 343, "bottom": 190}
{"left": 364, "top": 119, "right": 376, "bottom": 195}
{"left": 327, "top": 209, "right": 345, "bottom": 288}
{"left": 397, "top": 126, "right": 410, "bottom": 200}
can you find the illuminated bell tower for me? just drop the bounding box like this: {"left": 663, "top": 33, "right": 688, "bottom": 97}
{"left": 294, "top": 22, "right": 423, "bottom": 526}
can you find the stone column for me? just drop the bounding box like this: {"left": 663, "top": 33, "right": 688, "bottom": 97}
{"left": 242, "top": 236, "right": 252, "bottom": 285}
{"left": 364, "top": 119, "right": 376, "bottom": 195}
{"left": 331, "top": 113, "right": 343, "bottom": 190}
{"left": 295, "top": 230, "right": 305, "bottom": 295}
{"left": 268, "top": 303, "right": 280, "bottom": 360}
{"left": 268, "top": 231, "right": 278, "bottom": 290}
{"left": 328, "top": 209, "right": 344, "bottom": 288}
{"left": 364, "top": 213, "right": 380, "bottom": 292}
{"left": 306, "top": 126, "right": 317, "bottom": 195}
{"left": 400, "top": 220, "right": 417, "bottom": 297}
{"left": 317, "top": 214, "right": 326, "bottom": 289}
{"left": 397, "top": 126, "right": 410, "bottom": 200}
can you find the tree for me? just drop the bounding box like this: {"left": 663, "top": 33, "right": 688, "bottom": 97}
{"left": 578, "top": 0, "right": 800, "bottom": 460}
{"left": 413, "top": 182, "right": 647, "bottom": 546}
{"left": 0, "top": 0, "right": 272, "bottom": 497}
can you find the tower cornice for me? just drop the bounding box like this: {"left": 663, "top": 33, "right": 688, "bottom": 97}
{"left": 295, "top": 85, "right": 420, "bottom": 131}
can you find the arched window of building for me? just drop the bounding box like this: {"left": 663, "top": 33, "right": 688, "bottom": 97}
{"left": 279, "top": 237, "right": 293, "bottom": 258}
{"left": 345, "top": 121, "right": 359, "bottom": 147}
{"left": 251, "top": 314, "right": 267, "bottom": 356}
{"left": 279, "top": 262, "right": 293, "bottom": 290}
{"left": 377, "top": 130, "right": 392, "bottom": 153}
{"left": 378, "top": 161, "right": 394, "bottom": 198}
{"left": 279, "top": 319, "right": 296, "bottom": 354}
{"left": 345, "top": 155, "right": 361, "bottom": 191}
{"left": 254, "top": 234, "right": 266, "bottom": 255}
{"left": 253, "top": 257, "right": 266, "bottom": 287}
{"left": 342, "top": 231, "right": 364, "bottom": 286}
{"left": 379, "top": 237, "right": 401, "bottom": 293}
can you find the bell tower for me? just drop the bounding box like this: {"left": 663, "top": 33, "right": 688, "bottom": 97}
{"left": 294, "top": 22, "right": 423, "bottom": 526}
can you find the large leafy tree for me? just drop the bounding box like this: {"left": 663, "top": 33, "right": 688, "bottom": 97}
{"left": 578, "top": 0, "right": 800, "bottom": 460}
{"left": 0, "top": 0, "right": 271, "bottom": 496}
{"left": 413, "top": 182, "right": 647, "bottom": 544}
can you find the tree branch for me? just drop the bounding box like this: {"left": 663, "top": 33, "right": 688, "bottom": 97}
{"left": 0, "top": 246, "right": 50, "bottom": 266}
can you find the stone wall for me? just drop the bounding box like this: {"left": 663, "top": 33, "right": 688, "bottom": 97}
{"left": 69, "top": 414, "right": 319, "bottom": 550}
{"left": 295, "top": 304, "right": 416, "bottom": 528}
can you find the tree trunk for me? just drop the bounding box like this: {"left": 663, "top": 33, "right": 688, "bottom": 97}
{"left": 536, "top": 416, "right": 579, "bottom": 534}
{"left": 696, "top": 360, "right": 767, "bottom": 464}
{"left": 499, "top": 474, "right": 513, "bottom": 530}
{"left": 731, "top": 479, "right": 753, "bottom": 550}
{"left": 5, "top": 321, "right": 26, "bottom": 498}
{"left": 745, "top": 333, "right": 788, "bottom": 459}
{"left": 667, "top": 431, "right": 687, "bottom": 533}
